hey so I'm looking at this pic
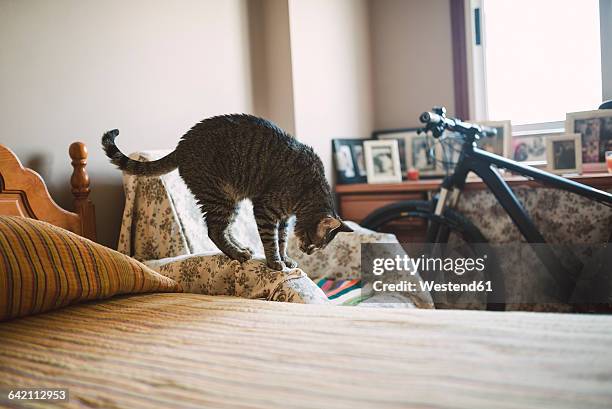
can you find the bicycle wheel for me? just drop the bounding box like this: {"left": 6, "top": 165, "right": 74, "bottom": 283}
{"left": 361, "top": 200, "right": 505, "bottom": 311}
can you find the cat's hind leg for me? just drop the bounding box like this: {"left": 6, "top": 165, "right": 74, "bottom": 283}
{"left": 200, "top": 199, "right": 253, "bottom": 263}
{"left": 227, "top": 233, "right": 253, "bottom": 259}
{"left": 253, "top": 202, "right": 284, "bottom": 270}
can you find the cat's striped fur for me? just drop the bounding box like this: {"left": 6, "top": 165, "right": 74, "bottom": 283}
{"left": 103, "top": 114, "right": 352, "bottom": 270}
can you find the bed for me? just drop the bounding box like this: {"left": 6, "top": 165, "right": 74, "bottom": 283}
{"left": 1, "top": 142, "right": 612, "bottom": 409}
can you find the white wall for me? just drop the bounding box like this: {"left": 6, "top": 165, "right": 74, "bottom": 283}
{"left": 288, "top": 0, "right": 374, "bottom": 179}
{"left": 369, "top": 0, "right": 456, "bottom": 129}
{"left": 0, "top": 0, "right": 254, "bottom": 248}
{"left": 1, "top": 0, "right": 458, "bottom": 247}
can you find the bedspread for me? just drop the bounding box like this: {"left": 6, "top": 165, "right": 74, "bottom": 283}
{"left": 1, "top": 293, "right": 611, "bottom": 409}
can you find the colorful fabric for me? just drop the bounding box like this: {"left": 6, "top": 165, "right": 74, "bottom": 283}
{"left": 316, "top": 277, "right": 365, "bottom": 305}
{"left": 0, "top": 216, "right": 181, "bottom": 321}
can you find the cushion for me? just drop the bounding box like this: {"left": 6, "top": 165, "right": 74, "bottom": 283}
{"left": 144, "top": 253, "right": 328, "bottom": 304}
{"left": 0, "top": 216, "right": 181, "bottom": 321}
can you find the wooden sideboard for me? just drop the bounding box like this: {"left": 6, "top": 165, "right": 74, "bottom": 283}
{"left": 335, "top": 173, "right": 612, "bottom": 241}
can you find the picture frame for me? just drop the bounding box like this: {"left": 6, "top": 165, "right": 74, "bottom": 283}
{"left": 472, "top": 120, "right": 512, "bottom": 158}
{"left": 363, "top": 140, "right": 403, "bottom": 184}
{"left": 546, "top": 133, "right": 582, "bottom": 175}
{"left": 566, "top": 110, "right": 612, "bottom": 172}
{"left": 332, "top": 139, "right": 368, "bottom": 184}
{"left": 512, "top": 130, "right": 562, "bottom": 167}
{"left": 406, "top": 132, "right": 444, "bottom": 177}
{"left": 372, "top": 128, "right": 416, "bottom": 176}
{"left": 373, "top": 128, "right": 444, "bottom": 177}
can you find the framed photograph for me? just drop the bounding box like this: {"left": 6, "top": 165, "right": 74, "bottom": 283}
{"left": 373, "top": 128, "right": 444, "bottom": 177}
{"left": 373, "top": 128, "right": 417, "bottom": 176}
{"left": 566, "top": 110, "right": 612, "bottom": 172}
{"left": 472, "top": 120, "right": 512, "bottom": 158}
{"left": 512, "top": 131, "right": 561, "bottom": 166}
{"left": 546, "top": 133, "right": 582, "bottom": 175}
{"left": 332, "top": 139, "right": 367, "bottom": 184}
{"left": 351, "top": 144, "right": 368, "bottom": 180}
{"left": 406, "top": 133, "right": 443, "bottom": 176}
{"left": 363, "top": 140, "right": 402, "bottom": 184}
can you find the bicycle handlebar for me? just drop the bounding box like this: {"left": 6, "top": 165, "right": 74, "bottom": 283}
{"left": 419, "top": 111, "right": 450, "bottom": 127}
{"left": 419, "top": 107, "right": 497, "bottom": 139}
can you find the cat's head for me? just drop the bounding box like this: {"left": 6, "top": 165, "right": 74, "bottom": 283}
{"left": 296, "top": 215, "right": 353, "bottom": 255}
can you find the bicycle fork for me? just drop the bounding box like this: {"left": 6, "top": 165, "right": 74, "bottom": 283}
{"left": 428, "top": 177, "right": 462, "bottom": 244}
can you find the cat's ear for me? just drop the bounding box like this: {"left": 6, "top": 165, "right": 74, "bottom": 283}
{"left": 316, "top": 216, "right": 353, "bottom": 239}
{"left": 316, "top": 216, "right": 340, "bottom": 239}
{"left": 337, "top": 221, "right": 353, "bottom": 233}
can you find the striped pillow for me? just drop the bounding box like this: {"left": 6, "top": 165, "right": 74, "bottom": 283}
{"left": 0, "top": 216, "right": 181, "bottom": 321}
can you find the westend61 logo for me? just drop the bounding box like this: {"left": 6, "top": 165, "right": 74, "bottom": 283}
{"left": 372, "top": 254, "right": 487, "bottom": 276}
{"left": 363, "top": 242, "right": 611, "bottom": 305}
{"left": 361, "top": 243, "right": 495, "bottom": 297}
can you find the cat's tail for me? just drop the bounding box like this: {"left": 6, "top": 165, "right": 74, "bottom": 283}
{"left": 102, "top": 129, "right": 178, "bottom": 176}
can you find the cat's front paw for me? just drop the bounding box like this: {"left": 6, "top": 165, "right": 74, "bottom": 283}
{"left": 266, "top": 260, "right": 286, "bottom": 271}
{"left": 233, "top": 248, "right": 253, "bottom": 263}
{"left": 282, "top": 256, "right": 298, "bottom": 269}
{"left": 237, "top": 246, "right": 253, "bottom": 259}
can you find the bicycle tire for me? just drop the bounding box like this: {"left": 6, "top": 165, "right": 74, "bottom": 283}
{"left": 361, "top": 200, "right": 505, "bottom": 311}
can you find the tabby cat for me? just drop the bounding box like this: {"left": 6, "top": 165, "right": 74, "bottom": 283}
{"left": 102, "top": 114, "right": 352, "bottom": 270}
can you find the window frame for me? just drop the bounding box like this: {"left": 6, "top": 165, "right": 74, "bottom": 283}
{"left": 461, "top": 0, "right": 611, "bottom": 132}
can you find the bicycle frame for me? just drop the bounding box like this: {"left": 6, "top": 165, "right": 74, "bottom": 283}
{"left": 431, "top": 138, "right": 612, "bottom": 302}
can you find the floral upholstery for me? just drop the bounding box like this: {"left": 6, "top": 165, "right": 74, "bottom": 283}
{"left": 458, "top": 187, "right": 611, "bottom": 245}
{"left": 145, "top": 254, "right": 327, "bottom": 304}
{"left": 455, "top": 186, "right": 612, "bottom": 311}
{"left": 118, "top": 151, "right": 434, "bottom": 308}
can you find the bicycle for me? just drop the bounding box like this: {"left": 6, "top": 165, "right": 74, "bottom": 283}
{"left": 361, "top": 107, "right": 612, "bottom": 311}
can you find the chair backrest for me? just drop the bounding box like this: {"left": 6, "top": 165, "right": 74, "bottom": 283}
{"left": 117, "top": 150, "right": 263, "bottom": 261}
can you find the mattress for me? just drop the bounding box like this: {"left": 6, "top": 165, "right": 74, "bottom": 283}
{"left": 1, "top": 293, "right": 611, "bottom": 409}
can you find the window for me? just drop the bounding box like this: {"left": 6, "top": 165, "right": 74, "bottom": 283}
{"left": 468, "top": 0, "right": 608, "bottom": 130}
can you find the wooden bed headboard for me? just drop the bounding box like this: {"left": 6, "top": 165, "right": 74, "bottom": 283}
{"left": 0, "top": 142, "right": 97, "bottom": 241}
